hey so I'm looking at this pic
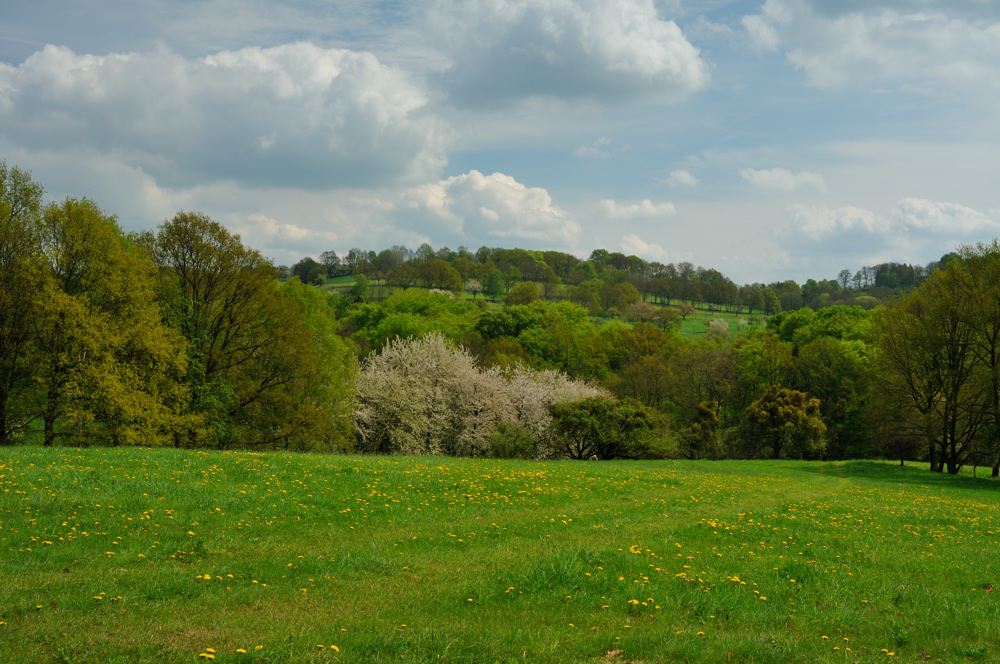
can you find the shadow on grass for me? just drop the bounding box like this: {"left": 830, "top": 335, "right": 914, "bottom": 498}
{"left": 802, "top": 459, "right": 1000, "bottom": 493}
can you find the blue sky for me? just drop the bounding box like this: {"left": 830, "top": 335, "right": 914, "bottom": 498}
{"left": 2, "top": 0, "right": 998, "bottom": 283}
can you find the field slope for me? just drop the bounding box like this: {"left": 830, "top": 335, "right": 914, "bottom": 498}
{"left": 2, "top": 448, "right": 998, "bottom": 663}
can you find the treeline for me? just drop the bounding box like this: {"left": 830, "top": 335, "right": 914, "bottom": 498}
{"left": 291, "top": 244, "right": 946, "bottom": 315}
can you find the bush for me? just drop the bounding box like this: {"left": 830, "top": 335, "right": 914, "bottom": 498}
{"left": 488, "top": 423, "right": 537, "bottom": 459}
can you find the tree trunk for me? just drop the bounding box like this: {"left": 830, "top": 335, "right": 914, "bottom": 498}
{"left": 0, "top": 394, "right": 8, "bottom": 447}
{"left": 43, "top": 406, "right": 56, "bottom": 447}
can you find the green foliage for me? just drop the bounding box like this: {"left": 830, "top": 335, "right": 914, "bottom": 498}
{"left": 289, "top": 256, "right": 326, "bottom": 285}
{"left": 550, "top": 397, "right": 662, "bottom": 460}
{"left": 487, "top": 422, "right": 537, "bottom": 459}
{"left": 0, "top": 160, "right": 44, "bottom": 446}
{"left": 482, "top": 268, "right": 504, "bottom": 300}
{"left": 143, "top": 211, "right": 324, "bottom": 449}
{"left": 504, "top": 280, "right": 540, "bottom": 305}
{"left": 351, "top": 288, "right": 481, "bottom": 351}
{"left": 745, "top": 385, "right": 826, "bottom": 459}
{"left": 279, "top": 278, "right": 359, "bottom": 452}
{"left": 350, "top": 273, "right": 370, "bottom": 302}
{"left": 29, "top": 198, "right": 189, "bottom": 447}
{"left": 793, "top": 336, "right": 875, "bottom": 459}
{"left": 682, "top": 401, "right": 724, "bottom": 459}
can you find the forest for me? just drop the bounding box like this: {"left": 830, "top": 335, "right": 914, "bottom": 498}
{"left": 2, "top": 159, "right": 998, "bottom": 475}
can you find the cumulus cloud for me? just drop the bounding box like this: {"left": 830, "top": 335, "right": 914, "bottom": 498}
{"left": 620, "top": 233, "right": 670, "bottom": 262}
{"left": 232, "top": 213, "right": 340, "bottom": 252}
{"left": 666, "top": 169, "right": 699, "bottom": 188}
{"left": 740, "top": 167, "right": 826, "bottom": 193}
{"left": 599, "top": 198, "right": 676, "bottom": 219}
{"left": 741, "top": 1, "right": 1000, "bottom": 89}
{"left": 787, "top": 198, "right": 996, "bottom": 245}
{"left": 788, "top": 204, "right": 885, "bottom": 240}
{"left": 404, "top": 170, "right": 579, "bottom": 242}
{"left": 0, "top": 43, "right": 448, "bottom": 189}
{"left": 893, "top": 198, "right": 996, "bottom": 234}
{"left": 429, "top": 0, "right": 709, "bottom": 106}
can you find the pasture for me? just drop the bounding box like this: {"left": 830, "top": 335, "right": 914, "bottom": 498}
{"left": 2, "top": 448, "right": 998, "bottom": 663}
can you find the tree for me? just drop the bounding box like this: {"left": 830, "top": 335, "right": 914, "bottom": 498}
{"left": 351, "top": 274, "right": 370, "bottom": 302}
{"left": 745, "top": 386, "right": 826, "bottom": 459}
{"left": 483, "top": 268, "right": 504, "bottom": 301}
{"left": 141, "top": 211, "right": 320, "bottom": 449}
{"left": 505, "top": 281, "right": 541, "bottom": 305}
{"left": 353, "top": 334, "right": 605, "bottom": 457}
{"left": 502, "top": 265, "right": 522, "bottom": 293}
{"left": 837, "top": 269, "right": 853, "bottom": 291}
{"left": 550, "top": 397, "right": 662, "bottom": 460}
{"left": 682, "top": 401, "right": 723, "bottom": 459}
{"left": 290, "top": 256, "right": 326, "bottom": 285}
{"left": 417, "top": 259, "right": 462, "bottom": 293}
{"left": 30, "top": 198, "right": 189, "bottom": 446}
{"left": 872, "top": 265, "right": 986, "bottom": 473}
{"left": 0, "top": 160, "right": 44, "bottom": 446}
{"left": 279, "top": 279, "right": 358, "bottom": 451}
{"left": 319, "top": 250, "right": 341, "bottom": 277}
{"left": 959, "top": 241, "right": 1000, "bottom": 476}
{"left": 793, "top": 337, "right": 874, "bottom": 459}
{"left": 625, "top": 301, "right": 657, "bottom": 323}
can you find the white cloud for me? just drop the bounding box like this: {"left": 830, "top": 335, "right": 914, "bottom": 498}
{"left": 742, "top": 14, "right": 780, "bottom": 52}
{"left": 893, "top": 197, "right": 996, "bottom": 234}
{"left": 404, "top": 170, "right": 579, "bottom": 243}
{"left": 787, "top": 198, "right": 996, "bottom": 246}
{"left": 742, "top": 1, "right": 1000, "bottom": 90}
{"left": 740, "top": 167, "right": 826, "bottom": 193}
{"left": 666, "top": 169, "right": 699, "bottom": 188}
{"left": 788, "top": 204, "right": 885, "bottom": 240}
{"left": 429, "top": 0, "right": 709, "bottom": 106}
{"left": 620, "top": 233, "right": 670, "bottom": 262}
{"left": 599, "top": 198, "right": 676, "bottom": 219}
{"left": 232, "top": 213, "right": 339, "bottom": 252}
{"left": 574, "top": 137, "right": 618, "bottom": 158}
{"left": 0, "top": 43, "right": 449, "bottom": 189}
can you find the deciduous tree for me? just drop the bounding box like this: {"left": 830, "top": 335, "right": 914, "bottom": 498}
{"left": 0, "top": 160, "right": 43, "bottom": 445}
{"left": 141, "top": 211, "right": 320, "bottom": 449}
{"left": 745, "top": 386, "right": 826, "bottom": 459}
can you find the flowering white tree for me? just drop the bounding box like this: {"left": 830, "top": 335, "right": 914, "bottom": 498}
{"left": 353, "top": 333, "right": 608, "bottom": 457}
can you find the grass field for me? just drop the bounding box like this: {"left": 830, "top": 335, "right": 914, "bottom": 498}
{"left": 3, "top": 449, "right": 997, "bottom": 664}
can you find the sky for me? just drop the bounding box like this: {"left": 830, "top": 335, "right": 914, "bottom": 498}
{"left": 1, "top": 0, "right": 998, "bottom": 284}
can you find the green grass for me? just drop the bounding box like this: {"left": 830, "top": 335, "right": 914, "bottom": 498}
{"left": 3, "top": 449, "right": 998, "bottom": 663}
{"left": 676, "top": 308, "right": 765, "bottom": 340}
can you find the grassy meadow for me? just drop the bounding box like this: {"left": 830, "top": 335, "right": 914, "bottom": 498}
{"left": 2, "top": 448, "right": 998, "bottom": 664}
